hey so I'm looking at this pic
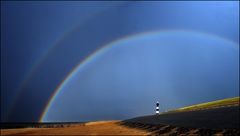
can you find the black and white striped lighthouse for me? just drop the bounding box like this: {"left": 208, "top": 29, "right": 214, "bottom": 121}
{"left": 156, "top": 101, "right": 160, "bottom": 114}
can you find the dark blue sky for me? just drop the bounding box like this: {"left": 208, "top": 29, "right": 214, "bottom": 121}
{"left": 1, "top": 1, "right": 239, "bottom": 122}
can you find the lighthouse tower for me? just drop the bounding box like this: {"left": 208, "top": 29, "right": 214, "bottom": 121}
{"left": 156, "top": 101, "right": 160, "bottom": 114}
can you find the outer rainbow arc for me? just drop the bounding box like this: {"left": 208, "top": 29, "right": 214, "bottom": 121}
{"left": 8, "top": 3, "right": 126, "bottom": 120}
{"left": 16, "top": 2, "right": 127, "bottom": 95}
{"left": 6, "top": 12, "right": 102, "bottom": 119}
{"left": 39, "top": 30, "right": 239, "bottom": 122}
{"left": 16, "top": 2, "right": 128, "bottom": 97}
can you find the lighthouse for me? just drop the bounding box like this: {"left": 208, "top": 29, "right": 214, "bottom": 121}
{"left": 156, "top": 101, "right": 160, "bottom": 114}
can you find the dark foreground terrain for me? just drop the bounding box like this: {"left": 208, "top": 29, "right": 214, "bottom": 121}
{"left": 122, "top": 105, "right": 239, "bottom": 135}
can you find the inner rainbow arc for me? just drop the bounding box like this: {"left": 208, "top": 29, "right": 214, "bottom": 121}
{"left": 39, "top": 30, "right": 238, "bottom": 122}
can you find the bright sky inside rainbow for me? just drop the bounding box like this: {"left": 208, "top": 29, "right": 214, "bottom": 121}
{"left": 41, "top": 31, "right": 238, "bottom": 122}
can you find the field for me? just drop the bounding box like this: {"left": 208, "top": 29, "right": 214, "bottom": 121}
{"left": 1, "top": 121, "right": 149, "bottom": 135}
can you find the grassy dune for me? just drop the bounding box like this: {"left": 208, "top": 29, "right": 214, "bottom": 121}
{"left": 122, "top": 97, "right": 239, "bottom": 135}
{"left": 1, "top": 97, "right": 239, "bottom": 135}
{"left": 172, "top": 96, "right": 239, "bottom": 112}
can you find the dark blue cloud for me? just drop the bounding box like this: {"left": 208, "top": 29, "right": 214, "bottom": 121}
{"left": 1, "top": 1, "right": 239, "bottom": 122}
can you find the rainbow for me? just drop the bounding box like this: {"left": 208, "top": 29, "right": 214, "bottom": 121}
{"left": 39, "top": 30, "right": 238, "bottom": 122}
{"left": 7, "top": 5, "right": 116, "bottom": 119}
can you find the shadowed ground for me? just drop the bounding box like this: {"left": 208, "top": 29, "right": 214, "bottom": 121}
{"left": 121, "top": 105, "right": 240, "bottom": 135}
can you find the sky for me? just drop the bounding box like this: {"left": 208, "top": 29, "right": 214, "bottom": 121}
{"left": 1, "top": 1, "right": 239, "bottom": 122}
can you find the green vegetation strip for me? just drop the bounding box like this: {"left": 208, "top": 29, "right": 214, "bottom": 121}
{"left": 172, "top": 97, "right": 239, "bottom": 112}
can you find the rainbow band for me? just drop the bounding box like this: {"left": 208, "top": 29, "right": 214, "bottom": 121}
{"left": 8, "top": 4, "right": 120, "bottom": 119}
{"left": 39, "top": 30, "right": 238, "bottom": 122}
